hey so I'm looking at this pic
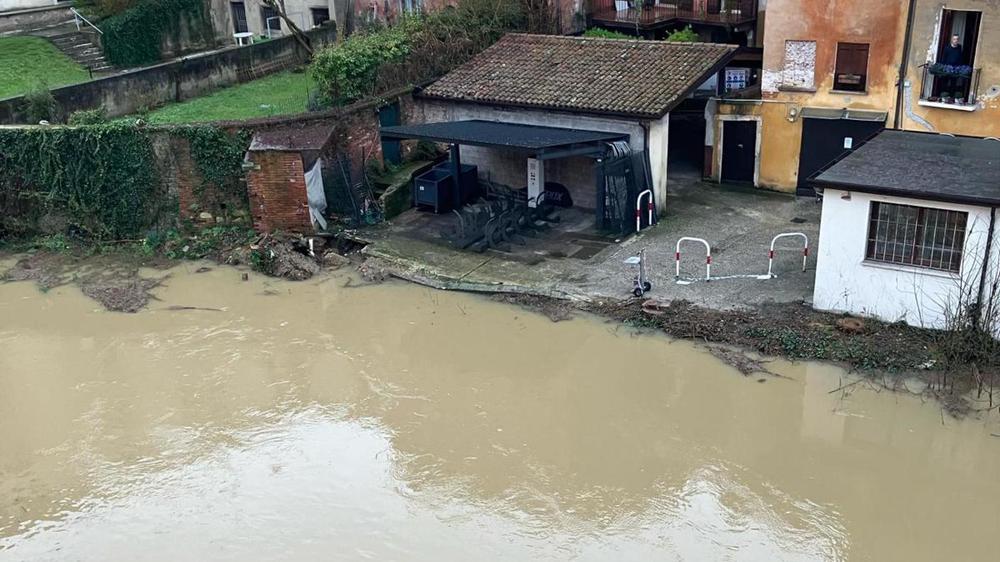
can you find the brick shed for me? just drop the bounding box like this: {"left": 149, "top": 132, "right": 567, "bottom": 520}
{"left": 247, "top": 125, "right": 334, "bottom": 233}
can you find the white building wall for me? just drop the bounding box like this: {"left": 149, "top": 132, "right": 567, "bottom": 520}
{"left": 213, "top": 0, "right": 334, "bottom": 41}
{"left": 646, "top": 113, "right": 669, "bottom": 216}
{"left": 0, "top": 0, "right": 57, "bottom": 11}
{"left": 813, "top": 188, "right": 997, "bottom": 332}
{"left": 416, "top": 100, "right": 670, "bottom": 216}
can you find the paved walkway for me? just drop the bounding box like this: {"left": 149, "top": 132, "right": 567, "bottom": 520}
{"left": 358, "top": 173, "right": 822, "bottom": 310}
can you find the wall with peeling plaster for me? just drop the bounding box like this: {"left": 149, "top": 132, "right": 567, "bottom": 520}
{"left": 753, "top": 0, "right": 907, "bottom": 192}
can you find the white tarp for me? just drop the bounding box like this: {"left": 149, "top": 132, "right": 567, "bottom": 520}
{"left": 305, "top": 158, "right": 328, "bottom": 230}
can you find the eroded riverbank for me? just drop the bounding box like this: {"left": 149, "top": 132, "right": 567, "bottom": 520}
{"left": 1, "top": 264, "right": 999, "bottom": 561}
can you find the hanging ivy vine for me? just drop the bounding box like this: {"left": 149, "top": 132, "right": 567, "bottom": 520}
{"left": 101, "top": 0, "right": 212, "bottom": 67}
{"left": 0, "top": 123, "right": 256, "bottom": 241}
{"left": 0, "top": 124, "right": 164, "bottom": 239}
{"left": 177, "top": 126, "right": 253, "bottom": 210}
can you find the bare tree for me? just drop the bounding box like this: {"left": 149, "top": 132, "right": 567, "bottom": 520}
{"left": 263, "top": 0, "right": 314, "bottom": 56}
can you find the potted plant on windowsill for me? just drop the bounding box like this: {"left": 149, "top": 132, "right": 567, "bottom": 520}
{"left": 928, "top": 63, "right": 973, "bottom": 77}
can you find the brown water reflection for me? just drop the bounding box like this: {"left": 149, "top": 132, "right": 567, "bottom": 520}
{"left": 0, "top": 263, "right": 998, "bottom": 561}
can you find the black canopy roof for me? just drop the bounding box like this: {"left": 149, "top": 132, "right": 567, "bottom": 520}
{"left": 813, "top": 130, "right": 1000, "bottom": 207}
{"left": 380, "top": 120, "right": 628, "bottom": 158}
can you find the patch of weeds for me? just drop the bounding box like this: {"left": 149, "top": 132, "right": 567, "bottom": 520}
{"left": 37, "top": 233, "right": 71, "bottom": 253}
{"left": 249, "top": 247, "right": 274, "bottom": 273}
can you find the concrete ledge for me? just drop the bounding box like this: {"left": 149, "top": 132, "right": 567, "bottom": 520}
{"left": 359, "top": 241, "right": 591, "bottom": 302}
{"left": 0, "top": 3, "right": 72, "bottom": 36}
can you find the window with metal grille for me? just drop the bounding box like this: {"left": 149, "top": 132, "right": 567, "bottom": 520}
{"left": 834, "top": 42, "right": 869, "bottom": 92}
{"left": 261, "top": 6, "right": 281, "bottom": 31}
{"left": 865, "top": 202, "right": 967, "bottom": 272}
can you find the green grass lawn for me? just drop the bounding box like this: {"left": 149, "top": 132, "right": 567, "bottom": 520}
{"left": 145, "top": 70, "right": 314, "bottom": 124}
{"left": 0, "top": 37, "right": 91, "bottom": 99}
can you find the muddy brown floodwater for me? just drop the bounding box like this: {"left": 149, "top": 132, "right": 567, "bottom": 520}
{"left": 1, "top": 261, "right": 999, "bottom": 561}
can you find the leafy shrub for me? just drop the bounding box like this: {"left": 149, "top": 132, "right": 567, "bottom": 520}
{"left": 666, "top": 25, "right": 699, "bottom": 42}
{"left": 310, "top": 23, "right": 413, "bottom": 106}
{"left": 100, "top": 0, "right": 210, "bottom": 67}
{"left": 68, "top": 108, "right": 109, "bottom": 125}
{"left": 22, "top": 81, "right": 58, "bottom": 123}
{"left": 583, "top": 28, "right": 633, "bottom": 40}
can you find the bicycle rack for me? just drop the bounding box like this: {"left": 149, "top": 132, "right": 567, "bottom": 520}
{"left": 766, "top": 232, "right": 809, "bottom": 278}
{"left": 675, "top": 237, "right": 712, "bottom": 281}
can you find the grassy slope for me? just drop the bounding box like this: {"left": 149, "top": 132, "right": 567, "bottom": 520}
{"left": 0, "top": 37, "right": 91, "bottom": 99}
{"left": 146, "top": 70, "right": 313, "bottom": 124}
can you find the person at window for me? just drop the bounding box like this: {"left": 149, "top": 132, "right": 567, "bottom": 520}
{"left": 939, "top": 34, "right": 964, "bottom": 98}
{"left": 940, "top": 34, "right": 964, "bottom": 65}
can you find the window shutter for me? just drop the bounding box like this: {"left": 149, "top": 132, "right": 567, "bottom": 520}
{"left": 836, "top": 43, "right": 869, "bottom": 77}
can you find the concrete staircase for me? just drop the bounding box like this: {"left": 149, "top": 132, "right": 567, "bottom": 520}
{"left": 47, "top": 28, "right": 112, "bottom": 73}
{"left": 45, "top": 25, "right": 114, "bottom": 74}
{"left": 32, "top": 23, "right": 113, "bottom": 74}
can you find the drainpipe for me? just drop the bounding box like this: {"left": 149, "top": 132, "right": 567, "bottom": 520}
{"left": 894, "top": 0, "right": 918, "bottom": 129}
{"left": 974, "top": 207, "right": 997, "bottom": 330}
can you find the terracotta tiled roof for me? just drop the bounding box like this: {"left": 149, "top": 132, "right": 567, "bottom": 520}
{"left": 421, "top": 33, "right": 737, "bottom": 119}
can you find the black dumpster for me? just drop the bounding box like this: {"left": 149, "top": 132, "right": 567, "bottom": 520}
{"left": 413, "top": 164, "right": 478, "bottom": 213}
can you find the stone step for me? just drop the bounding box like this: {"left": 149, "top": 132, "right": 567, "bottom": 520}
{"left": 35, "top": 27, "right": 114, "bottom": 73}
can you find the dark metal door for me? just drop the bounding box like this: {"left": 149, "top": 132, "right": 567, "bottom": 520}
{"left": 721, "top": 120, "right": 756, "bottom": 183}
{"left": 378, "top": 103, "right": 402, "bottom": 165}
{"left": 796, "top": 117, "right": 884, "bottom": 196}
{"left": 231, "top": 2, "right": 248, "bottom": 33}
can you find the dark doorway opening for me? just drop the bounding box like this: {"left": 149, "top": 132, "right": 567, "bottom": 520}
{"left": 721, "top": 120, "right": 756, "bottom": 184}
{"left": 668, "top": 111, "right": 707, "bottom": 177}
{"left": 231, "top": 2, "right": 248, "bottom": 33}
{"left": 796, "top": 117, "right": 884, "bottom": 196}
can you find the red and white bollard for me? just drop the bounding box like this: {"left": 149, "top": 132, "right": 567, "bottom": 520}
{"left": 635, "top": 189, "right": 654, "bottom": 233}
{"left": 766, "top": 232, "right": 809, "bottom": 278}
{"left": 675, "top": 237, "right": 712, "bottom": 281}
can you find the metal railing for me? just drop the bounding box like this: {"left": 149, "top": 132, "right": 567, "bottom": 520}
{"left": 918, "top": 64, "right": 982, "bottom": 107}
{"left": 70, "top": 7, "right": 103, "bottom": 35}
{"left": 591, "top": 0, "right": 757, "bottom": 28}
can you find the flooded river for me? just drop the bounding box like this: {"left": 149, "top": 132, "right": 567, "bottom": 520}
{"left": 1, "top": 262, "right": 999, "bottom": 561}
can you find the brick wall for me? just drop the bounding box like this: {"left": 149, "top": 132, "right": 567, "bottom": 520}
{"left": 246, "top": 151, "right": 313, "bottom": 233}
{"left": 150, "top": 131, "right": 248, "bottom": 222}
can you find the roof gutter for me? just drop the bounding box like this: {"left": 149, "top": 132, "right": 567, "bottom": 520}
{"left": 415, "top": 93, "right": 662, "bottom": 121}
{"left": 894, "top": 0, "right": 918, "bottom": 129}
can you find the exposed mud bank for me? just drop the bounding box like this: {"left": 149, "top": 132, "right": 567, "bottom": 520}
{"left": 497, "top": 293, "right": 999, "bottom": 417}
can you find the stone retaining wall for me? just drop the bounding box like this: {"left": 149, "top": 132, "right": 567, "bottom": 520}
{"left": 0, "top": 25, "right": 336, "bottom": 124}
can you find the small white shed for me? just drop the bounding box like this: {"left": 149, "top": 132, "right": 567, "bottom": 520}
{"left": 811, "top": 131, "right": 1000, "bottom": 336}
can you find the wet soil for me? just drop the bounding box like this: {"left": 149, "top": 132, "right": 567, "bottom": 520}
{"left": 497, "top": 293, "right": 999, "bottom": 415}
{"left": 0, "top": 232, "right": 360, "bottom": 313}
{"left": 1, "top": 251, "right": 170, "bottom": 313}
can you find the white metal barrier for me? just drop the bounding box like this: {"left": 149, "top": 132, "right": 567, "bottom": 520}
{"left": 767, "top": 232, "right": 809, "bottom": 278}
{"left": 675, "top": 237, "right": 712, "bottom": 281}
{"left": 635, "top": 189, "right": 653, "bottom": 233}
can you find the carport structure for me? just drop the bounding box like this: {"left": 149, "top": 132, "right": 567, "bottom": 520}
{"left": 381, "top": 119, "right": 630, "bottom": 226}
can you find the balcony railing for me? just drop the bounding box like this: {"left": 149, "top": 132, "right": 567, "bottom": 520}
{"left": 590, "top": 0, "right": 757, "bottom": 30}
{"left": 918, "top": 64, "right": 982, "bottom": 110}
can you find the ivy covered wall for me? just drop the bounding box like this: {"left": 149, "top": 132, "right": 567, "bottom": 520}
{"left": 101, "top": 0, "right": 215, "bottom": 67}
{"left": 0, "top": 124, "right": 251, "bottom": 240}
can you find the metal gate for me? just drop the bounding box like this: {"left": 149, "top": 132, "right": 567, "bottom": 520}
{"left": 597, "top": 147, "right": 651, "bottom": 235}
